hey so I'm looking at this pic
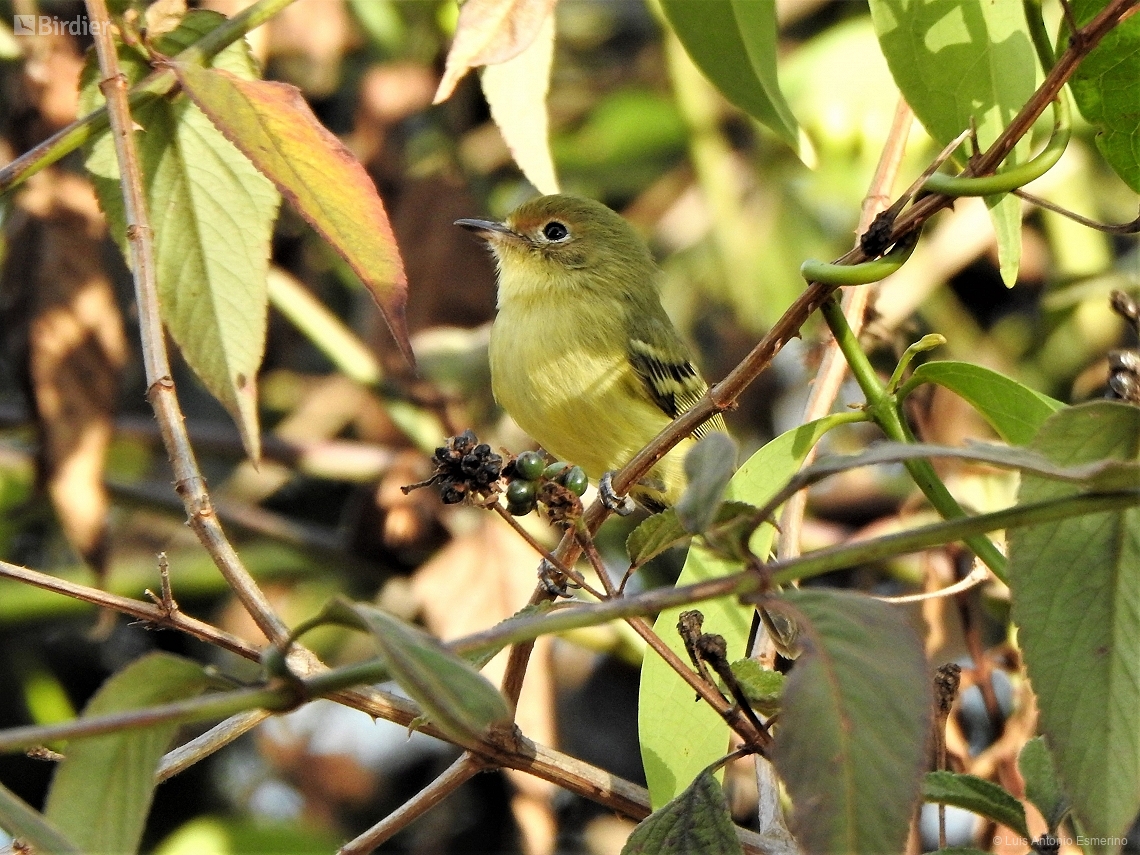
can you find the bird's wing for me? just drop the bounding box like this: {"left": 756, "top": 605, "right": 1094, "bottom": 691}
{"left": 628, "top": 336, "right": 727, "bottom": 439}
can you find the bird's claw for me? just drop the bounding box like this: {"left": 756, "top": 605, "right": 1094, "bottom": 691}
{"left": 538, "top": 559, "right": 579, "bottom": 598}
{"left": 599, "top": 472, "right": 636, "bottom": 516}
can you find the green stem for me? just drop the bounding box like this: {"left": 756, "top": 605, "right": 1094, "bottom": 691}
{"left": 887, "top": 334, "right": 946, "bottom": 393}
{"left": 454, "top": 490, "right": 1134, "bottom": 657}
{"left": 819, "top": 297, "right": 1011, "bottom": 582}
{"left": 1024, "top": 0, "right": 1059, "bottom": 73}
{"left": 800, "top": 230, "right": 919, "bottom": 286}
{"left": 0, "top": 0, "right": 296, "bottom": 195}
{"left": 922, "top": 96, "right": 1070, "bottom": 198}
{"left": 0, "top": 686, "right": 283, "bottom": 753}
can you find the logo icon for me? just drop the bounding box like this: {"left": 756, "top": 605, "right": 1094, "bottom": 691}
{"left": 13, "top": 15, "right": 34, "bottom": 34}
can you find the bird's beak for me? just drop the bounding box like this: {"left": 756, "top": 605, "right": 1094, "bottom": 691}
{"left": 454, "top": 218, "right": 517, "bottom": 243}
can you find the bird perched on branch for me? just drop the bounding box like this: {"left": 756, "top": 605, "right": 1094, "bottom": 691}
{"left": 456, "top": 194, "right": 727, "bottom": 512}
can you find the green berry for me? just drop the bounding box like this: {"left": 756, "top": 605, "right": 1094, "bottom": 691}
{"left": 507, "top": 499, "right": 535, "bottom": 516}
{"left": 515, "top": 451, "right": 546, "bottom": 481}
{"left": 506, "top": 478, "right": 537, "bottom": 507}
{"left": 542, "top": 461, "right": 569, "bottom": 480}
{"left": 560, "top": 465, "right": 588, "bottom": 496}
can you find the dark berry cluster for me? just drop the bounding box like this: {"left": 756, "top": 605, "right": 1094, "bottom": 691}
{"left": 402, "top": 430, "right": 503, "bottom": 505}
{"left": 403, "top": 434, "right": 589, "bottom": 522}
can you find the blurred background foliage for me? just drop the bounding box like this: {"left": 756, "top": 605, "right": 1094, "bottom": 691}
{"left": 0, "top": 0, "right": 1135, "bottom": 853}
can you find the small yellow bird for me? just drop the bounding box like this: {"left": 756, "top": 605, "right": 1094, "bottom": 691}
{"left": 456, "top": 194, "right": 726, "bottom": 511}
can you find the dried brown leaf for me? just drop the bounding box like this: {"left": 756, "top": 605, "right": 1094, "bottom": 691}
{"left": 1, "top": 171, "right": 128, "bottom": 577}
{"left": 434, "top": 0, "right": 557, "bottom": 104}
{"left": 15, "top": 30, "right": 83, "bottom": 148}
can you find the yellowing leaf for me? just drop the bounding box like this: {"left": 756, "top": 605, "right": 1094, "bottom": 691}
{"left": 480, "top": 10, "right": 559, "bottom": 194}
{"left": 79, "top": 12, "right": 276, "bottom": 460}
{"left": 434, "top": 0, "right": 557, "bottom": 103}
{"left": 169, "top": 61, "right": 414, "bottom": 366}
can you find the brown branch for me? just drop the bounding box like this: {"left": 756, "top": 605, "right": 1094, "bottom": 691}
{"left": 490, "top": 0, "right": 1139, "bottom": 797}
{"left": 0, "top": 560, "right": 258, "bottom": 659}
{"left": 84, "top": 0, "right": 289, "bottom": 645}
{"left": 605, "top": 0, "right": 1139, "bottom": 514}
{"left": 575, "top": 529, "right": 767, "bottom": 748}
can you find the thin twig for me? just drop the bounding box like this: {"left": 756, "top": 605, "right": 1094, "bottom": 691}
{"left": 1014, "top": 189, "right": 1140, "bottom": 233}
{"left": 157, "top": 710, "right": 270, "bottom": 781}
{"left": 491, "top": 505, "right": 603, "bottom": 598}
{"left": 575, "top": 529, "right": 768, "bottom": 748}
{"left": 338, "top": 753, "right": 485, "bottom": 854}
{"left": 877, "top": 565, "right": 989, "bottom": 604}
{"left": 0, "top": 560, "right": 258, "bottom": 659}
{"left": 85, "top": 0, "right": 288, "bottom": 645}
{"left": 143, "top": 551, "right": 177, "bottom": 616}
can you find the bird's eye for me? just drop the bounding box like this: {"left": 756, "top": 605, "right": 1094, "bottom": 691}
{"left": 541, "top": 221, "right": 569, "bottom": 242}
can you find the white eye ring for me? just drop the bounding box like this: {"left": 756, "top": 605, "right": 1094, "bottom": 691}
{"left": 541, "top": 221, "right": 570, "bottom": 242}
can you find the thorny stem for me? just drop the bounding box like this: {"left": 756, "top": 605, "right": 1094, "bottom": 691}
{"left": 0, "top": 560, "right": 257, "bottom": 659}
{"left": 85, "top": 0, "right": 288, "bottom": 644}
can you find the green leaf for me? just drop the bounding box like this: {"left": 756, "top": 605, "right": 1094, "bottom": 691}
{"left": 0, "top": 780, "right": 81, "bottom": 855}
{"left": 727, "top": 658, "right": 783, "bottom": 716}
{"left": 154, "top": 815, "right": 342, "bottom": 854}
{"left": 772, "top": 589, "right": 931, "bottom": 855}
{"left": 638, "top": 416, "right": 842, "bottom": 808}
{"left": 627, "top": 508, "right": 688, "bottom": 568}
{"left": 1009, "top": 401, "right": 1140, "bottom": 846}
{"left": 922, "top": 771, "right": 1030, "bottom": 838}
{"left": 1069, "top": 0, "right": 1140, "bottom": 192}
{"left": 168, "top": 61, "right": 413, "bottom": 367}
{"left": 1019, "top": 737, "right": 1070, "bottom": 833}
{"left": 43, "top": 653, "right": 209, "bottom": 855}
{"left": 79, "top": 11, "right": 278, "bottom": 460}
{"left": 627, "top": 501, "right": 756, "bottom": 568}
{"left": 908, "top": 361, "right": 1064, "bottom": 445}
{"left": 621, "top": 769, "right": 743, "bottom": 855}
{"left": 327, "top": 599, "right": 512, "bottom": 745}
{"left": 676, "top": 433, "right": 738, "bottom": 535}
{"left": 659, "top": 0, "right": 798, "bottom": 148}
{"left": 869, "top": 0, "right": 1040, "bottom": 284}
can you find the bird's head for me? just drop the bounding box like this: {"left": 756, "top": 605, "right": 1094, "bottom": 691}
{"left": 456, "top": 195, "right": 655, "bottom": 302}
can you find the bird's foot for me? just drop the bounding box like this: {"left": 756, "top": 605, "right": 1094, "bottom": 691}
{"left": 538, "top": 559, "right": 579, "bottom": 598}
{"left": 599, "top": 472, "right": 637, "bottom": 516}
